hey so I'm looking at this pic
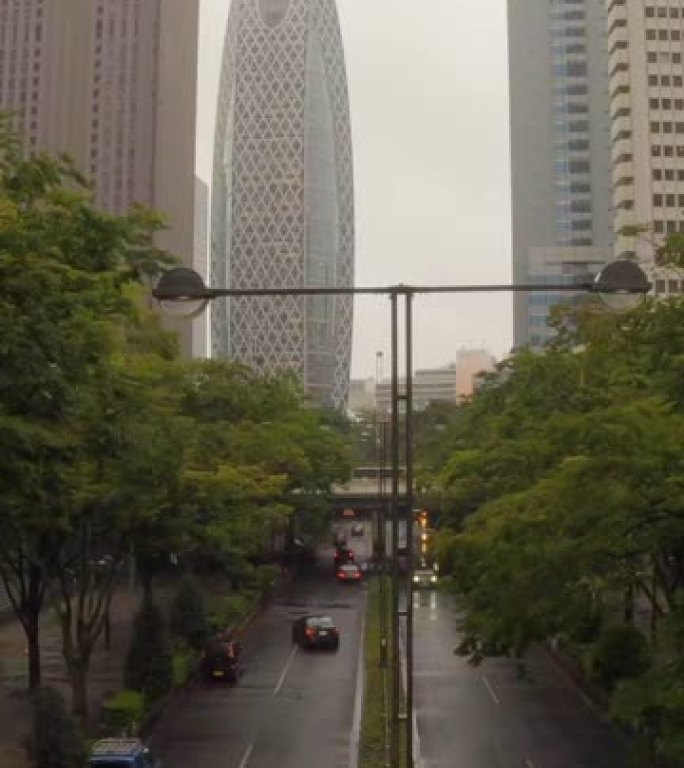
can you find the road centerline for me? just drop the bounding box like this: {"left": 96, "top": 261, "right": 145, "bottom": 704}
{"left": 236, "top": 743, "right": 254, "bottom": 768}
{"left": 273, "top": 644, "right": 298, "bottom": 696}
{"left": 482, "top": 674, "right": 500, "bottom": 705}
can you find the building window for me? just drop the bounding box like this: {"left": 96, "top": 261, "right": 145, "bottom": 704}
{"left": 654, "top": 194, "right": 663, "bottom": 207}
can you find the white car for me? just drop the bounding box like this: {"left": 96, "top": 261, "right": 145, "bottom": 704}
{"left": 412, "top": 568, "right": 438, "bottom": 589}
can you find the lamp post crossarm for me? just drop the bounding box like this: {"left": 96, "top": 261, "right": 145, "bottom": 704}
{"left": 152, "top": 281, "right": 614, "bottom": 300}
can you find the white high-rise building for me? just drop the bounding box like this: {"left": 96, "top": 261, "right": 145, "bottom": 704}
{"left": 211, "top": 0, "right": 354, "bottom": 409}
{"left": 193, "top": 177, "right": 209, "bottom": 358}
{"left": 606, "top": 0, "right": 684, "bottom": 297}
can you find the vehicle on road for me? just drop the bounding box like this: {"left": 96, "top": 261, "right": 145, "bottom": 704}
{"left": 334, "top": 546, "right": 355, "bottom": 569}
{"left": 336, "top": 563, "right": 362, "bottom": 583}
{"left": 412, "top": 567, "right": 438, "bottom": 589}
{"left": 292, "top": 615, "right": 340, "bottom": 650}
{"left": 351, "top": 522, "right": 364, "bottom": 537}
{"left": 201, "top": 637, "right": 244, "bottom": 683}
{"left": 89, "top": 739, "right": 161, "bottom": 768}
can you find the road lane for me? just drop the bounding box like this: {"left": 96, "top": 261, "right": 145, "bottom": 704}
{"left": 151, "top": 523, "right": 371, "bottom": 768}
{"left": 413, "top": 589, "right": 633, "bottom": 768}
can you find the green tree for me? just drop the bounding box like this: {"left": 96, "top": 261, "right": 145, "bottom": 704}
{"left": 169, "top": 576, "right": 210, "bottom": 650}
{"left": 124, "top": 594, "right": 173, "bottom": 704}
{"left": 0, "top": 116, "right": 173, "bottom": 690}
{"left": 27, "top": 687, "right": 87, "bottom": 768}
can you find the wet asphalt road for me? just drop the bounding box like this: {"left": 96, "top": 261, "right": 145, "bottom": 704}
{"left": 151, "top": 522, "right": 371, "bottom": 768}
{"left": 413, "top": 589, "right": 634, "bottom": 768}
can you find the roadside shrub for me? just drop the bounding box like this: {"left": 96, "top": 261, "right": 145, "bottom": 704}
{"left": 100, "top": 690, "right": 144, "bottom": 737}
{"left": 172, "top": 645, "right": 199, "bottom": 686}
{"left": 207, "top": 593, "right": 253, "bottom": 633}
{"left": 169, "top": 576, "right": 210, "bottom": 650}
{"left": 253, "top": 564, "right": 279, "bottom": 595}
{"left": 27, "top": 686, "right": 87, "bottom": 768}
{"left": 592, "top": 623, "right": 651, "bottom": 690}
{"left": 124, "top": 594, "right": 173, "bottom": 704}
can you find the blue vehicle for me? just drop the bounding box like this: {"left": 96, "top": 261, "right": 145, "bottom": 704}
{"left": 89, "top": 739, "right": 162, "bottom": 768}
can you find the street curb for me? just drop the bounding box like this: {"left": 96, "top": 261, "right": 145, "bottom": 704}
{"left": 349, "top": 591, "right": 367, "bottom": 768}
{"left": 141, "top": 570, "right": 295, "bottom": 739}
{"left": 541, "top": 643, "right": 610, "bottom": 719}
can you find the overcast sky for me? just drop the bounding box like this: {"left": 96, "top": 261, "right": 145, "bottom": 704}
{"left": 196, "top": 0, "right": 513, "bottom": 379}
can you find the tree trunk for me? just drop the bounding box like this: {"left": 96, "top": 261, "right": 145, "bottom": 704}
{"left": 623, "top": 584, "right": 635, "bottom": 624}
{"left": 70, "top": 658, "right": 89, "bottom": 724}
{"left": 25, "top": 617, "right": 41, "bottom": 690}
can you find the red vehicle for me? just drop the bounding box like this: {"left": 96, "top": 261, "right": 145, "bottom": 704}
{"left": 334, "top": 547, "right": 355, "bottom": 569}
{"left": 336, "top": 563, "right": 362, "bottom": 583}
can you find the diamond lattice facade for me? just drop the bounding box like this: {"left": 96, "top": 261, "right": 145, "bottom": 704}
{"left": 211, "top": 0, "right": 354, "bottom": 409}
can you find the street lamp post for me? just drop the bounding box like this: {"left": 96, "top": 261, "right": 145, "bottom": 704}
{"left": 153, "top": 261, "right": 650, "bottom": 768}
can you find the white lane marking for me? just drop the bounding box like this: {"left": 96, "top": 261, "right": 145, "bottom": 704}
{"left": 237, "top": 744, "right": 254, "bottom": 768}
{"left": 273, "top": 645, "right": 298, "bottom": 696}
{"left": 523, "top": 759, "right": 536, "bottom": 768}
{"left": 412, "top": 703, "right": 424, "bottom": 768}
{"left": 482, "top": 674, "right": 500, "bottom": 705}
{"left": 348, "top": 594, "right": 367, "bottom": 768}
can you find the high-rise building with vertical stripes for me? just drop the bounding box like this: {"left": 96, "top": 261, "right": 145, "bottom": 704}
{"left": 606, "top": 0, "right": 684, "bottom": 298}
{"left": 508, "top": 0, "right": 614, "bottom": 349}
{"left": 0, "top": 0, "right": 199, "bottom": 353}
{"left": 211, "top": 0, "right": 354, "bottom": 409}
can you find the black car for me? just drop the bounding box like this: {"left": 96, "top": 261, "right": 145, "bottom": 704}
{"left": 201, "top": 638, "right": 244, "bottom": 683}
{"left": 292, "top": 615, "right": 340, "bottom": 650}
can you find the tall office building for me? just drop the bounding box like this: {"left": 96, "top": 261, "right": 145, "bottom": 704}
{"left": 0, "top": 0, "right": 199, "bottom": 352}
{"left": 193, "top": 177, "right": 210, "bottom": 358}
{"left": 212, "top": 0, "right": 354, "bottom": 409}
{"left": 607, "top": 0, "right": 684, "bottom": 297}
{"left": 508, "top": 0, "right": 614, "bottom": 349}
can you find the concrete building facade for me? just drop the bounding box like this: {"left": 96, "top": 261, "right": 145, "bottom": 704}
{"left": 0, "top": 0, "right": 199, "bottom": 352}
{"left": 455, "top": 349, "right": 497, "bottom": 402}
{"left": 193, "top": 177, "right": 210, "bottom": 358}
{"left": 211, "top": 0, "right": 354, "bottom": 409}
{"left": 508, "top": 0, "right": 614, "bottom": 349}
{"left": 606, "top": 0, "right": 684, "bottom": 297}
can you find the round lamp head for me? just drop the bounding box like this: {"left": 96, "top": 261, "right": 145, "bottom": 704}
{"left": 593, "top": 260, "right": 651, "bottom": 312}
{"left": 153, "top": 267, "right": 211, "bottom": 319}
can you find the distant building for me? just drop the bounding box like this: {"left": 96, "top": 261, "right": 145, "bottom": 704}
{"left": 0, "top": 0, "right": 200, "bottom": 355}
{"left": 507, "top": 0, "right": 613, "bottom": 348}
{"left": 211, "top": 0, "right": 354, "bottom": 408}
{"left": 348, "top": 378, "right": 376, "bottom": 417}
{"left": 455, "top": 350, "right": 496, "bottom": 402}
{"left": 193, "top": 177, "right": 209, "bottom": 358}
{"left": 606, "top": 0, "right": 684, "bottom": 297}
{"left": 375, "top": 365, "right": 458, "bottom": 414}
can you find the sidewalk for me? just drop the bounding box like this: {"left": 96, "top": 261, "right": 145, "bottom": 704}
{"left": 0, "top": 589, "right": 144, "bottom": 768}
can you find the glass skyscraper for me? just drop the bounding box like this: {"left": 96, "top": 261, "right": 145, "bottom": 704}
{"left": 211, "top": 0, "right": 354, "bottom": 409}
{"left": 508, "top": 0, "right": 613, "bottom": 349}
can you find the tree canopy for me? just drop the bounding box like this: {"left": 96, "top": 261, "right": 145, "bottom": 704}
{"left": 423, "top": 276, "right": 684, "bottom": 764}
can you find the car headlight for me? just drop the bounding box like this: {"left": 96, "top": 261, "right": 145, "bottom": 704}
{"left": 430, "top": 575, "right": 437, "bottom": 582}
{"left": 412, "top": 575, "right": 419, "bottom": 583}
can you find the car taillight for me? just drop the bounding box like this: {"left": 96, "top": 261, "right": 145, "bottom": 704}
{"left": 338, "top": 572, "right": 346, "bottom": 578}
{"left": 305, "top": 627, "right": 316, "bottom": 637}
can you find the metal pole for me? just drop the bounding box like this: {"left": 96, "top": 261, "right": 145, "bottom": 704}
{"left": 390, "top": 291, "right": 401, "bottom": 768}
{"left": 404, "top": 291, "right": 414, "bottom": 768}
{"left": 376, "top": 349, "right": 388, "bottom": 672}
